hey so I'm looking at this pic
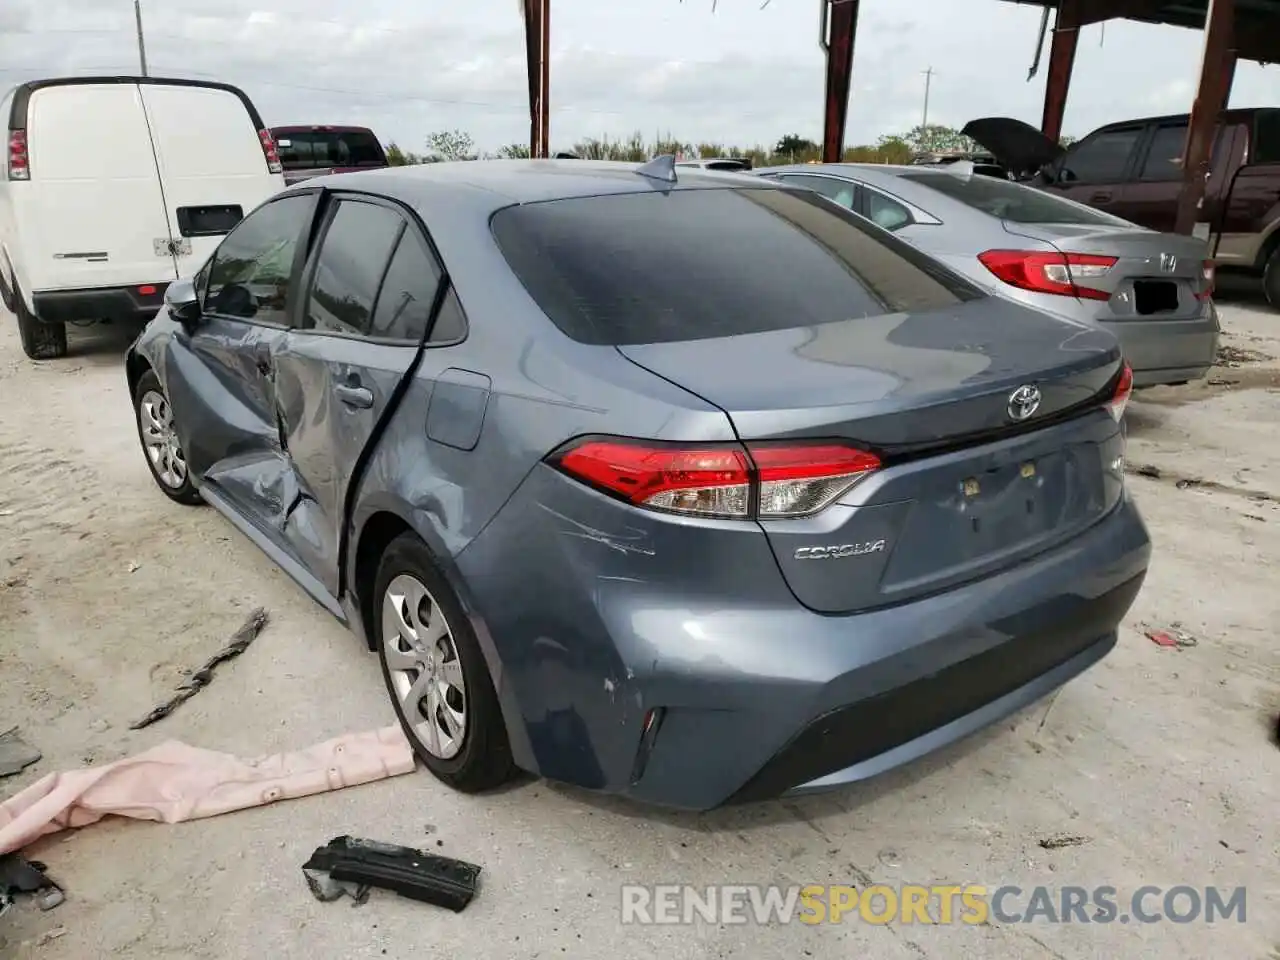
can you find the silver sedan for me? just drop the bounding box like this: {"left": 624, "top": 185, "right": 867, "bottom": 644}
{"left": 761, "top": 163, "right": 1219, "bottom": 387}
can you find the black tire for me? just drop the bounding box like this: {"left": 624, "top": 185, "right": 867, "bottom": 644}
{"left": 374, "top": 533, "right": 515, "bottom": 793}
{"left": 1264, "top": 246, "right": 1280, "bottom": 310}
{"left": 14, "top": 289, "right": 67, "bottom": 360}
{"left": 132, "top": 369, "right": 202, "bottom": 505}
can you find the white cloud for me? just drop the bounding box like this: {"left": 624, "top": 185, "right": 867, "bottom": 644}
{"left": 1, "top": 0, "right": 1276, "bottom": 154}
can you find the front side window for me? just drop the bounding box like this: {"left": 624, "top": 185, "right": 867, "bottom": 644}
{"left": 779, "top": 174, "right": 857, "bottom": 210}
{"left": 204, "top": 194, "right": 316, "bottom": 324}
{"left": 305, "top": 199, "right": 404, "bottom": 335}
{"left": 491, "top": 187, "right": 980, "bottom": 346}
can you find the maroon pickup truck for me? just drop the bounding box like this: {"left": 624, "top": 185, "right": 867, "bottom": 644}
{"left": 270, "top": 125, "right": 388, "bottom": 185}
{"left": 965, "top": 109, "right": 1280, "bottom": 306}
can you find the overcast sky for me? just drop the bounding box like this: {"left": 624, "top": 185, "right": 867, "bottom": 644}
{"left": 3, "top": 0, "right": 1277, "bottom": 153}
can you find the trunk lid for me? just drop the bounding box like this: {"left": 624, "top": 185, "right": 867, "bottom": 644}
{"left": 962, "top": 117, "right": 1064, "bottom": 177}
{"left": 617, "top": 297, "right": 1127, "bottom": 614}
{"left": 1005, "top": 222, "right": 1212, "bottom": 319}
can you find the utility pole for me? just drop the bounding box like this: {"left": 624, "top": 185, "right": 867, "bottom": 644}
{"left": 134, "top": 0, "right": 149, "bottom": 76}
{"left": 921, "top": 66, "right": 934, "bottom": 133}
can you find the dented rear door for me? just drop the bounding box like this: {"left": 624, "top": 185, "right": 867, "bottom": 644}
{"left": 269, "top": 195, "right": 447, "bottom": 595}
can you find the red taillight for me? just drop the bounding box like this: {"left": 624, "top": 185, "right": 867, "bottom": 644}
{"left": 552, "top": 439, "right": 880, "bottom": 519}
{"left": 137, "top": 284, "right": 157, "bottom": 296}
{"left": 978, "top": 250, "right": 1118, "bottom": 301}
{"left": 7, "top": 129, "right": 29, "bottom": 181}
{"left": 1196, "top": 259, "right": 1215, "bottom": 301}
{"left": 258, "top": 128, "right": 283, "bottom": 175}
{"left": 1106, "top": 362, "right": 1133, "bottom": 422}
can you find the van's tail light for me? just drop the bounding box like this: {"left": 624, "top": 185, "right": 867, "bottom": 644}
{"left": 7, "top": 130, "right": 29, "bottom": 181}
{"left": 551, "top": 439, "right": 880, "bottom": 519}
{"left": 1105, "top": 362, "right": 1134, "bottom": 422}
{"left": 258, "top": 128, "right": 283, "bottom": 175}
{"left": 978, "top": 250, "right": 1118, "bottom": 301}
{"left": 1195, "top": 259, "right": 1215, "bottom": 301}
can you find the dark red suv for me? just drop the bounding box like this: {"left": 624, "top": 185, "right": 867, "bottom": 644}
{"left": 270, "top": 125, "right": 388, "bottom": 185}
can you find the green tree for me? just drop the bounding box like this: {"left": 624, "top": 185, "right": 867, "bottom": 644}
{"left": 424, "top": 129, "right": 477, "bottom": 162}
{"left": 385, "top": 142, "right": 423, "bottom": 166}
{"left": 905, "top": 124, "right": 977, "bottom": 154}
{"left": 775, "top": 133, "right": 818, "bottom": 158}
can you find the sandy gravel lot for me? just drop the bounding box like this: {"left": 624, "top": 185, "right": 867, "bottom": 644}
{"left": 1, "top": 285, "right": 1277, "bottom": 959}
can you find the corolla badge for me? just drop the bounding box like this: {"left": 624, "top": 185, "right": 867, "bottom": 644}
{"left": 1007, "top": 384, "right": 1041, "bottom": 422}
{"left": 794, "top": 540, "right": 887, "bottom": 560}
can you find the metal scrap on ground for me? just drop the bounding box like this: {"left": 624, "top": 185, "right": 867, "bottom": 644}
{"left": 129, "top": 607, "right": 269, "bottom": 730}
{"left": 302, "top": 836, "right": 482, "bottom": 912}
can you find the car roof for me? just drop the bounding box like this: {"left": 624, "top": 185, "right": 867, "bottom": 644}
{"left": 297, "top": 159, "right": 776, "bottom": 219}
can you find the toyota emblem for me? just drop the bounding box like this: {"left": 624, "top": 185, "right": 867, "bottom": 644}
{"left": 1007, "top": 384, "right": 1041, "bottom": 422}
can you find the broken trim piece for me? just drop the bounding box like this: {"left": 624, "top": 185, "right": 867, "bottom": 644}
{"left": 302, "top": 836, "right": 481, "bottom": 912}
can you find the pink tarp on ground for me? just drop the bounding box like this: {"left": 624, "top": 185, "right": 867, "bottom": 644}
{"left": 0, "top": 726, "right": 416, "bottom": 855}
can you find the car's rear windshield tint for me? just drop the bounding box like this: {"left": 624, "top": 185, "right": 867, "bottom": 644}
{"left": 490, "top": 187, "right": 981, "bottom": 346}
{"left": 274, "top": 130, "right": 386, "bottom": 169}
{"left": 897, "top": 170, "right": 1129, "bottom": 226}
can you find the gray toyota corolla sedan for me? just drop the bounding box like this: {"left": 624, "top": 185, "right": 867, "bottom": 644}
{"left": 760, "top": 163, "right": 1219, "bottom": 388}
{"left": 125, "top": 158, "right": 1151, "bottom": 810}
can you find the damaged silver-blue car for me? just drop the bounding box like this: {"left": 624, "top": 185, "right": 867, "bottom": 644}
{"left": 125, "top": 158, "right": 1151, "bottom": 810}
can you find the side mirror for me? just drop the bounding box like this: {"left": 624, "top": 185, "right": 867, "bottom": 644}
{"left": 164, "top": 277, "right": 201, "bottom": 326}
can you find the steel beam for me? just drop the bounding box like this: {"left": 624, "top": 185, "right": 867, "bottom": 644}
{"left": 523, "top": 0, "right": 550, "bottom": 158}
{"left": 1175, "top": 0, "right": 1236, "bottom": 235}
{"left": 820, "top": 0, "right": 860, "bottom": 164}
{"left": 1040, "top": 0, "right": 1079, "bottom": 144}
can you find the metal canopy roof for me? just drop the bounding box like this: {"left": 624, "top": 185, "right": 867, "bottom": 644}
{"left": 1000, "top": 0, "right": 1280, "bottom": 62}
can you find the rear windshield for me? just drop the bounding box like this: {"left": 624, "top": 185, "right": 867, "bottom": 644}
{"left": 897, "top": 170, "right": 1128, "bottom": 226}
{"left": 274, "top": 130, "right": 386, "bottom": 169}
{"left": 490, "top": 187, "right": 981, "bottom": 346}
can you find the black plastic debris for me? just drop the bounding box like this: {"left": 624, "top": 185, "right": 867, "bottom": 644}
{"left": 302, "top": 836, "right": 481, "bottom": 912}
{"left": 0, "top": 854, "right": 64, "bottom": 917}
{"left": 0, "top": 727, "right": 41, "bottom": 779}
{"left": 130, "top": 607, "right": 269, "bottom": 730}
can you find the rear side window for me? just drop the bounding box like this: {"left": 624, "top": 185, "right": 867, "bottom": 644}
{"left": 1139, "top": 123, "right": 1231, "bottom": 180}
{"left": 305, "top": 200, "right": 404, "bottom": 335}
{"left": 1252, "top": 110, "right": 1280, "bottom": 164}
{"left": 897, "top": 171, "right": 1128, "bottom": 226}
{"left": 369, "top": 233, "right": 443, "bottom": 342}
{"left": 1058, "top": 128, "right": 1142, "bottom": 183}
{"left": 777, "top": 174, "right": 857, "bottom": 209}
{"left": 275, "top": 130, "right": 386, "bottom": 169}
{"left": 490, "top": 188, "right": 979, "bottom": 346}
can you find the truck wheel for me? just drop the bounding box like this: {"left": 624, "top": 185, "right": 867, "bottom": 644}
{"left": 1264, "top": 247, "right": 1280, "bottom": 310}
{"left": 14, "top": 287, "right": 67, "bottom": 360}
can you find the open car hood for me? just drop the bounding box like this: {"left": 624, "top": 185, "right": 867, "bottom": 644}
{"left": 961, "top": 117, "right": 1064, "bottom": 174}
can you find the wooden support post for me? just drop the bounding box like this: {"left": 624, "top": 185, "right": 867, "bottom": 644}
{"left": 1040, "top": 0, "right": 1080, "bottom": 145}
{"left": 820, "top": 0, "right": 859, "bottom": 164}
{"left": 1174, "top": 0, "right": 1236, "bottom": 235}
{"left": 523, "top": 0, "right": 550, "bottom": 158}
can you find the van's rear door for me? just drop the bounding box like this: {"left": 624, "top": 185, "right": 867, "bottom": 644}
{"left": 138, "top": 83, "right": 284, "bottom": 276}
{"left": 23, "top": 82, "right": 177, "bottom": 290}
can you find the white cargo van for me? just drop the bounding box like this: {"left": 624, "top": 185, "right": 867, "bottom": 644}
{"left": 0, "top": 76, "right": 286, "bottom": 359}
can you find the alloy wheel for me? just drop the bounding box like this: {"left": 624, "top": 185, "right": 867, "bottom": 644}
{"left": 381, "top": 573, "right": 468, "bottom": 759}
{"left": 139, "top": 389, "right": 188, "bottom": 489}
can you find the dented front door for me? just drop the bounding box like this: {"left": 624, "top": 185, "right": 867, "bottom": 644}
{"left": 164, "top": 192, "right": 318, "bottom": 531}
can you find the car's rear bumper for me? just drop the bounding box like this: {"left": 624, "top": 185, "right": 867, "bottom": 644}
{"left": 1101, "top": 303, "right": 1219, "bottom": 387}
{"left": 457, "top": 466, "right": 1152, "bottom": 811}
{"left": 32, "top": 284, "right": 169, "bottom": 324}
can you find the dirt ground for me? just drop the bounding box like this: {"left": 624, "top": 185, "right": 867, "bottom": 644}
{"left": 1, "top": 284, "right": 1277, "bottom": 959}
